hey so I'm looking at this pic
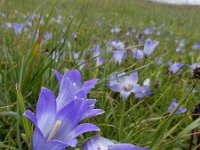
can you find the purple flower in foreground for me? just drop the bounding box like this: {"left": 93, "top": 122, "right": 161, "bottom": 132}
{"left": 25, "top": 88, "right": 102, "bottom": 150}
{"left": 107, "top": 72, "right": 139, "bottom": 100}
{"left": 53, "top": 69, "right": 102, "bottom": 112}
{"left": 168, "top": 61, "right": 184, "bottom": 74}
{"left": 82, "top": 136, "right": 148, "bottom": 150}
{"left": 168, "top": 99, "right": 187, "bottom": 114}
{"left": 13, "top": 23, "right": 24, "bottom": 35}
{"left": 133, "top": 78, "right": 153, "bottom": 99}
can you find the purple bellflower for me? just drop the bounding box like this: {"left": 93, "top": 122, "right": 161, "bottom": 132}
{"left": 168, "top": 99, "right": 187, "bottom": 114}
{"left": 132, "top": 49, "right": 144, "bottom": 60}
{"left": 107, "top": 72, "right": 139, "bottom": 100}
{"left": 113, "top": 50, "right": 125, "bottom": 64}
{"left": 143, "top": 27, "right": 154, "bottom": 35}
{"left": 43, "top": 32, "right": 53, "bottom": 40}
{"left": 176, "top": 38, "right": 186, "bottom": 52}
{"left": 93, "top": 45, "right": 105, "bottom": 67}
{"left": 110, "top": 26, "right": 121, "bottom": 34}
{"left": 13, "top": 23, "right": 24, "bottom": 35}
{"left": 82, "top": 136, "right": 149, "bottom": 150}
{"left": 143, "top": 39, "right": 159, "bottom": 57}
{"left": 132, "top": 39, "right": 159, "bottom": 60}
{"left": 111, "top": 40, "right": 125, "bottom": 50}
{"left": 133, "top": 78, "right": 153, "bottom": 99}
{"left": 167, "top": 61, "right": 184, "bottom": 74}
{"left": 24, "top": 88, "right": 102, "bottom": 150}
{"left": 193, "top": 42, "right": 200, "bottom": 50}
{"left": 53, "top": 69, "right": 99, "bottom": 107}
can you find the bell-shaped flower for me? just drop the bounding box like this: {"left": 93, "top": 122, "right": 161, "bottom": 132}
{"left": 113, "top": 50, "right": 125, "bottom": 64}
{"left": 82, "top": 136, "right": 149, "bottom": 150}
{"left": 132, "top": 49, "right": 144, "bottom": 60}
{"left": 132, "top": 39, "right": 159, "bottom": 60}
{"left": 107, "top": 72, "right": 139, "bottom": 100}
{"left": 24, "top": 88, "right": 103, "bottom": 150}
{"left": 93, "top": 45, "right": 105, "bottom": 67}
{"left": 168, "top": 99, "right": 187, "bottom": 114}
{"left": 13, "top": 23, "right": 24, "bottom": 35}
{"left": 143, "top": 39, "right": 159, "bottom": 57}
{"left": 53, "top": 69, "right": 103, "bottom": 116}
{"left": 133, "top": 78, "right": 153, "bottom": 99}
{"left": 167, "top": 61, "right": 184, "bottom": 74}
{"left": 43, "top": 32, "right": 53, "bottom": 40}
{"left": 193, "top": 42, "right": 200, "bottom": 50}
{"left": 111, "top": 40, "right": 125, "bottom": 50}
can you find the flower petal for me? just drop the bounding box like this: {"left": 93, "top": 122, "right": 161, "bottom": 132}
{"left": 109, "top": 144, "right": 149, "bottom": 150}
{"left": 24, "top": 110, "right": 37, "bottom": 125}
{"left": 63, "top": 70, "right": 82, "bottom": 88}
{"left": 56, "top": 78, "right": 75, "bottom": 112}
{"left": 33, "top": 127, "right": 67, "bottom": 150}
{"left": 36, "top": 87, "right": 57, "bottom": 138}
{"left": 53, "top": 69, "right": 63, "bottom": 84}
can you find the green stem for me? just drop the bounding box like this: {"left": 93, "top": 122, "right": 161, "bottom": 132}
{"left": 119, "top": 100, "right": 126, "bottom": 141}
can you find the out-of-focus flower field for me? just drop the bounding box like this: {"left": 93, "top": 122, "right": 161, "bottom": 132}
{"left": 1, "top": 0, "right": 200, "bottom": 149}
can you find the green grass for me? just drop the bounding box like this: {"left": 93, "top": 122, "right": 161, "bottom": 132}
{"left": 1, "top": 0, "right": 200, "bottom": 149}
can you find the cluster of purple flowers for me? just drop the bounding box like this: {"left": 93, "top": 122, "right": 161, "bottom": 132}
{"left": 25, "top": 69, "right": 148, "bottom": 149}
{"left": 25, "top": 70, "right": 104, "bottom": 149}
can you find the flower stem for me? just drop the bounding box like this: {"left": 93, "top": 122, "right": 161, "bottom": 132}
{"left": 119, "top": 100, "right": 126, "bottom": 141}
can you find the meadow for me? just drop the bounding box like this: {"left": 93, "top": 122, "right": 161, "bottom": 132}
{"left": 1, "top": 0, "right": 200, "bottom": 149}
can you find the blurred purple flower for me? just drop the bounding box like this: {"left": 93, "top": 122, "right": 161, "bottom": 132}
{"left": 82, "top": 136, "right": 149, "bottom": 150}
{"left": 193, "top": 42, "right": 200, "bottom": 50}
{"left": 167, "top": 61, "right": 184, "bottom": 74}
{"left": 72, "top": 52, "right": 80, "bottom": 59}
{"left": 110, "top": 26, "right": 121, "bottom": 34}
{"left": 93, "top": 45, "right": 105, "bottom": 67}
{"left": 43, "top": 32, "right": 53, "bottom": 40}
{"left": 143, "top": 27, "right": 154, "bottom": 35}
{"left": 13, "top": 23, "right": 24, "bottom": 35}
{"left": 111, "top": 40, "right": 125, "bottom": 50}
{"left": 133, "top": 78, "right": 153, "bottom": 99}
{"left": 25, "top": 88, "right": 102, "bottom": 150}
{"left": 96, "top": 57, "right": 105, "bottom": 67}
{"left": 126, "top": 27, "right": 136, "bottom": 36}
{"left": 132, "top": 49, "right": 144, "bottom": 60}
{"left": 107, "top": 72, "right": 139, "bottom": 100}
{"left": 113, "top": 50, "right": 125, "bottom": 64}
{"left": 188, "top": 63, "right": 198, "bottom": 74}
{"left": 132, "top": 39, "right": 159, "bottom": 60}
{"left": 56, "top": 15, "right": 62, "bottom": 24}
{"left": 143, "top": 39, "right": 159, "bottom": 57}
{"left": 5, "top": 22, "right": 12, "bottom": 28}
{"left": 168, "top": 99, "right": 187, "bottom": 114}
{"left": 176, "top": 38, "right": 186, "bottom": 52}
